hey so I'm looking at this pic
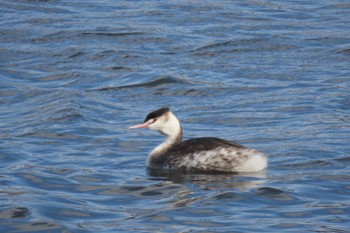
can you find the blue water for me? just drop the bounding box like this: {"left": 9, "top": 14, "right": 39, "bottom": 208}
{"left": 1, "top": 0, "right": 350, "bottom": 232}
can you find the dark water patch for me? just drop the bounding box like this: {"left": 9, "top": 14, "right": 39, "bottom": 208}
{"left": 0, "top": 207, "right": 30, "bottom": 219}
{"left": 335, "top": 156, "right": 350, "bottom": 163}
{"left": 154, "top": 87, "right": 213, "bottom": 97}
{"left": 67, "top": 50, "right": 85, "bottom": 59}
{"left": 212, "top": 191, "right": 245, "bottom": 201}
{"left": 122, "top": 76, "right": 187, "bottom": 88}
{"left": 107, "top": 66, "right": 132, "bottom": 71}
{"left": 337, "top": 47, "right": 350, "bottom": 56}
{"left": 254, "top": 187, "right": 294, "bottom": 201}
{"left": 0, "top": 190, "right": 28, "bottom": 196}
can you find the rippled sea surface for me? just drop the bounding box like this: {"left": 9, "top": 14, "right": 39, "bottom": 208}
{"left": 1, "top": 0, "right": 350, "bottom": 232}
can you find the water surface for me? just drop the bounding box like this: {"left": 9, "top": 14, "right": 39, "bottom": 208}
{"left": 1, "top": 0, "right": 350, "bottom": 232}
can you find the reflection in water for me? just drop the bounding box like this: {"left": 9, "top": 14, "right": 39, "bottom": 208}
{"left": 146, "top": 169, "right": 268, "bottom": 208}
{"left": 72, "top": 169, "right": 268, "bottom": 212}
{"left": 0, "top": 206, "right": 69, "bottom": 233}
{"left": 147, "top": 168, "right": 267, "bottom": 190}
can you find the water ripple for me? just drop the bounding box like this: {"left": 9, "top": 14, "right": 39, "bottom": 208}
{"left": 97, "top": 74, "right": 193, "bottom": 90}
{"left": 1, "top": 0, "right": 350, "bottom": 232}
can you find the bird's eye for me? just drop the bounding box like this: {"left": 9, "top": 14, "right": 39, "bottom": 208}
{"left": 152, "top": 118, "right": 157, "bottom": 123}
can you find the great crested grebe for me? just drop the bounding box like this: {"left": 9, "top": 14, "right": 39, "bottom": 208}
{"left": 129, "top": 108, "right": 267, "bottom": 173}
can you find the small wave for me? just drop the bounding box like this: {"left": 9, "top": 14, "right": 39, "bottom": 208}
{"left": 0, "top": 206, "right": 69, "bottom": 232}
{"left": 212, "top": 192, "right": 245, "bottom": 201}
{"left": 156, "top": 88, "right": 212, "bottom": 97}
{"left": 1, "top": 89, "right": 85, "bottom": 139}
{"left": 81, "top": 31, "right": 144, "bottom": 37}
{"left": 32, "top": 30, "right": 144, "bottom": 44}
{"left": 254, "top": 187, "right": 294, "bottom": 201}
{"left": 31, "top": 30, "right": 73, "bottom": 43}
{"left": 336, "top": 47, "right": 350, "bottom": 56}
{"left": 192, "top": 38, "right": 297, "bottom": 55}
{"left": 19, "top": 130, "right": 81, "bottom": 140}
{"left": 97, "top": 75, "right": 192, "bottom": 91}
{"left": 279, "top": 159, "right": 334, "bottom": 170}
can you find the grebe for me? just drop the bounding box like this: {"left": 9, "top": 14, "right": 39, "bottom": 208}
{"left": 129, "top": 108, "right": 267, "bottom": 173}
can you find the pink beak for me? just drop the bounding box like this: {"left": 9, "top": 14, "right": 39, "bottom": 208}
{"left": 128, "top": 122, "right": 150, "bottom": 129}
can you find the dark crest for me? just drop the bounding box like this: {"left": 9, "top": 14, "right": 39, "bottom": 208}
{"left": 144, "top": 108, "right": 170, "bottom": 122}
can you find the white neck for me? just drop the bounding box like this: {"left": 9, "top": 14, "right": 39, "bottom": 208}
{"left": 146, "top": 111, "right": 182, "bottom": 166}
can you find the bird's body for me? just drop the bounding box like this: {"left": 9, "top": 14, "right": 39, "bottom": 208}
{"left": 129, "top": 108, "right": 267, "bottom": 173}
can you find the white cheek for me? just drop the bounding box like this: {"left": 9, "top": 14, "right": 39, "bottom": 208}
{"left": 148, "top": 121, "right": 164, "bottom": 132}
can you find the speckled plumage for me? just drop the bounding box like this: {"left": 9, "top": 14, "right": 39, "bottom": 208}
{"left": 129, "top": 108, "right": 268, "bottom": 173}
{"left": 148, "top": 137, "right": 266, "bottom": 173}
